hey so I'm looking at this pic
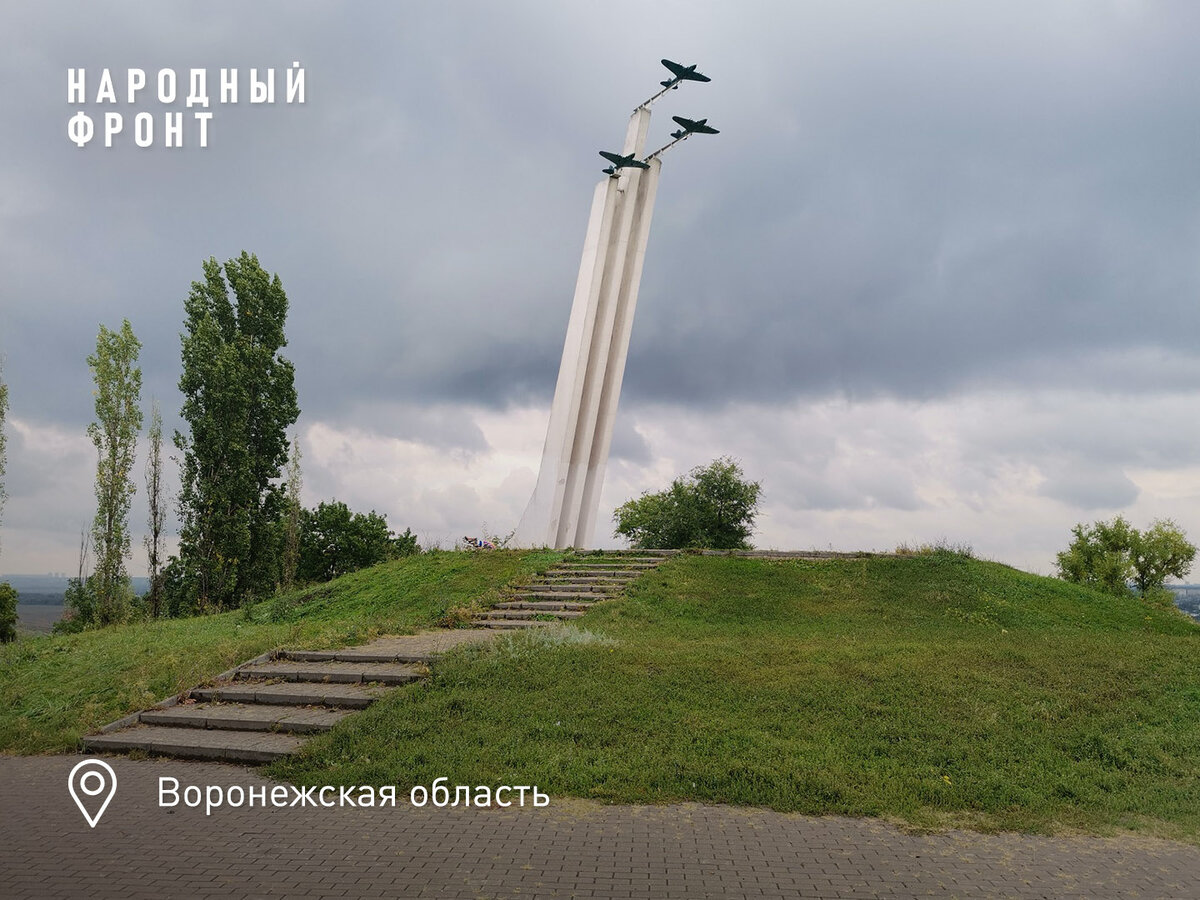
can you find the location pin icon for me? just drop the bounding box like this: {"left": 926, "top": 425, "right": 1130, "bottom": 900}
{"left": 68, "top": 758, "right": 118, "bottom": 828}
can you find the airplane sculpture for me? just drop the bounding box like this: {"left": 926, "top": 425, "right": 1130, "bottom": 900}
{"left": 599, "top": 150, "right": 651, "bottom": 175}
{"left": 670, "top": 116, "right": 720, "bottom": 139}
{"left": 659, "top": 59, "right": 712, "bottom": 89}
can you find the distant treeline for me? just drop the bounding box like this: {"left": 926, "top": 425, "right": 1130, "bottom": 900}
{"left": 17, "top": 592, "right": 65, "bottom": 606}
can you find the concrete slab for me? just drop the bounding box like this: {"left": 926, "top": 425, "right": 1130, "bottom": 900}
{"left": 190, "top": 681, "right": 393, "bottom": 708}
{"left": 83, "top": 726, "right": 305, "bottom": 763}
{"left": 235, "top": 660, "right": 426, "bottom": 685}
{"left": 507, "top": 590, "right": 618, "bottom": 602}
{"left": 340, "top": 630, "right": 502, "bottom": 658}
{"left": 516, "top": 582, "right": 618, "bottom": 592}
{"left": 140, "top": 703, "right": 351, "bottom": 733}
{"left": 494, "top": 600, "right": 592, "bottom": 611}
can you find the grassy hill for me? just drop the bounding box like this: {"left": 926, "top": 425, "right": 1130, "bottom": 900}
{"left": 3, "top": 549, "right": 1198, "bottom": 842}
{"left": 0, "top": 550, "right": 561, "bottom": 753}
{"left": 270, "top": 552, "right": 1199, "bottom": 841}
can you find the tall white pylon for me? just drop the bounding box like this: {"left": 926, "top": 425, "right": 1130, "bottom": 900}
{"left": 515, "top": 107, "right": 662, "bottom": 549}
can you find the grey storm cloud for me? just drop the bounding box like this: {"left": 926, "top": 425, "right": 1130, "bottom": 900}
{"left": 6, "top": 1, "right": 1199, "bottom": 429}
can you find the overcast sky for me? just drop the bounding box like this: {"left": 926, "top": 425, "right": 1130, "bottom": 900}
{"left": 2, "top": 1, "right": 1198, "bottom": 577}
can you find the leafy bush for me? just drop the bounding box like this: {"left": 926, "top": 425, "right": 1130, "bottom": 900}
{"left": 895, "top": 539, "right": 975, "bottom": 559}
{"left": 1056, "top": 516, "right": 1196, "bottom": 598}
{"left": 0, "top": 582, "right": 16, "bottom": 642}
{"left": 56, "top": 574, "right": 139, "bottom": 631}
{"left": 613, "top": 456, "right": 761, "bottom": 550}
{"left": 298, "top": 500, "right": 418, "bottom": 584}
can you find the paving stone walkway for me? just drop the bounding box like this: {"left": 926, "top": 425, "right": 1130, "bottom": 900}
{"left": 3, "top": 756, "right": 1198, "bottom": 899}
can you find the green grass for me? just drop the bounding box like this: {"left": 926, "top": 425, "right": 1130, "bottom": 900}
{"left": 0, "top": 550, "right": 561, "bottom": 753}
{"left": 6, "top": 548, "right": 1198, "bottom": 842}
{"left": 268, "top": 553, "right": 1200, "bottom": 842}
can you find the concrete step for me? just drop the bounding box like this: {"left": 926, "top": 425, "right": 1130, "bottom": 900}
{"left": 83, "top": 725, "right": 305, "bottom": 763}
{"left": 140, "top": 702, "right": 351, "bottom": 734}
{"left": 234, "top": 660, "right": 427, "bottom": 686}
{"left": 553, "top": 564, "right": 657, "bottom": 571}
{"left": 506, "top": 590, "right": 619, "bottom": 602}
{"left": 583, "top": 556, "right": 676, "bottom": 564}
{"left": 483, "top": 608, "right": 585, "bottom": 620}
{"left": 540, "top": 573, "right": 643, "bottom": 580}
{"left": 576, "top": 549, "right": 678, "bottom": 556}
{"left": 560, "top": 558, "right": 660, "bottom": 564}
{"left": 279, "top": 648, "right": 435, "bottom": 665}
{"left": 494, "top": 600, "right": 592, "bottom": 611}
{"left": 190, "top": 681, "right": 395, "bottom": 709}
{"left": 542, "top": 570, "right": 640, "bottom": 579}
{"left": 573, "top": 556, "right": 669, "bottom": 563}
{"left": 516, "top": 582, "right": 617, "bottom": 593}
{"left": 472, "top": 618, "right": 552, "bottom": 629}
{"left": 539, "top": 572, "right": 635, "bottom": 579}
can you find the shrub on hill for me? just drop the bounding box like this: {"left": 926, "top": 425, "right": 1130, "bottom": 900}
{"left": 613, "top": 457, "right": 760, "bottom": 549}
{"left": 1056, "top": 516, "right": 1196, "bottom": 599}
{"left": 0, "top": 582, "right": 16, "bottom": 642}
{"left": 297, "top": 501, "right": 418, "bottom": 583}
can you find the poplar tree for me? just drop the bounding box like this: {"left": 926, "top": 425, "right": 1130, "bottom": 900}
{"left": 174, "top": 252, "right": 299, "bottom": 610}
{"left": 281, "top": 436, "right": 302, "bottom": 592}
{"left": 87, "top": 320, "right": 143, "bottom": 624}
{"left": 144, "top": 401, "right": 165, "bottom": 617}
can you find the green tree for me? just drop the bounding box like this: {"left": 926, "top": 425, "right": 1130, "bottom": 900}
{"left": 1056, "top": 516, "right": 1196, "bottom": 598}
{"left": 174, "top": 253, "right": 299, "bottom": 611}
{"left": 144, "top": 401, "right": 166, "bottom": 617}
{"left": 87, "top": 320, "right": 142, "bottom": 624}
{"left": 0, "top": 582, "right": 16, "bottom": 643}
{"left": 297, "top": 501, "right": 415, "bottom": 583}
{"left": 614, "top": 456, "right": 761, "bottom": 550}
{"left": 1130, "top": 520, "right": 1197, "bottom": 596}
{"left": 280, "top": 436, "right": 302, "bottom": 592}
{"left": 59, "top": 530, "right": 94, "bottom": 633}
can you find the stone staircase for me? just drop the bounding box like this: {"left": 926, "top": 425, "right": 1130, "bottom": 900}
{"left": 83, "top": 642, "right": 438, "bottom": 764}
{"left": 470, "top": 550, "right": 676, "bottom": 629}
{"left": 82, "top": 550, "right": 676, "bottom": 764}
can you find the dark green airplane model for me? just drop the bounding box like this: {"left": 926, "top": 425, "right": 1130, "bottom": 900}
{"left": 660, "top": 59, "right": 711, "bottom": 89}
{"left": 600, "top": 150, "right": 650, "bottom": 175}
{"left": 670, "top": 116, "right": 720, "bottom": 139}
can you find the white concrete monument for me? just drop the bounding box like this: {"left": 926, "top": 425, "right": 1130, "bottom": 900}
{"left": 515, "top": 61, "right": 716, "bottom": 549}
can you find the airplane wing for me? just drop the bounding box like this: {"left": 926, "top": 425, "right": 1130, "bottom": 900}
{"left": 672, "top": 116, "right": 697, "bottom": 129}
{"left": 661, "top": 59, "right": 688, "bottom": 78}
{"left": 661, "top": 60, "right": 711, "bottom": 83}
{"left": 599, "top": 151, "right": 625, "bottom": 164}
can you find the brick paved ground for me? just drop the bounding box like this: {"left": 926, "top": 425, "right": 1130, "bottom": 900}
{"left": 2, "top": 756, "right": 1197, "bottom": 899}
